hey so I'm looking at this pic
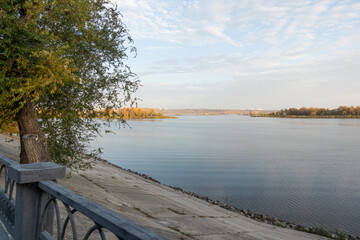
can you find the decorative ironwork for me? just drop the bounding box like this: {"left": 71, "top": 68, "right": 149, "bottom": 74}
{"left": 83, "top": 224, "right": 107, "bottom": 240}
{"left": 0, "top": 153, "right": 168, "bottom": 240}
{"left": 38, "top": 180, "right": 167, "bottom": 240}
{"left": 39, "top": 196, "right": 119, "bottom": 240}
{"left": 0, "top": 155, "right": 19, "bottom": 236}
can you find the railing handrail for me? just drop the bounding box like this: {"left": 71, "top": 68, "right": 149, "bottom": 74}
{"left": 0, "top": 153, "right": 169, "bottom": 240}
{"left": 39, "top": 180, "right": 168, "bottom": 240}
{"left": 0, "top": 153, "right": 19, "bottom": 166}
{"left": 0, "top": 153, "right": 18, "bottom": 237}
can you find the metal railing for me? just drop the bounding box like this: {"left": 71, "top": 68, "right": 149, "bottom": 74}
{"left": 0, "top": 154, "right": 16, "bottom": 237}
{"left": 0, "top": 153, "right": 168, "bottom": 240}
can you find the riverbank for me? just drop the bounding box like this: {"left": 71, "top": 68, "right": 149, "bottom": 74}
{"left": 250, "top": 115, "right": 360, "bottom": 118}
{"left": 0, "top": 134, "right": 349, "bottom": 240}
{"left": 156, "top": 109, "right": 274, "bottom": 116}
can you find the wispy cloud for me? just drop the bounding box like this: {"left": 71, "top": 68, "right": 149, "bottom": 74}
{"left": 114, "top": 0, "right": 360, "bottom": 109}
{"left": 115, "top": 0, "right": 242, "bottom": 46}
{"left": 117, "top": 0, "right": 360, "bottom": 49}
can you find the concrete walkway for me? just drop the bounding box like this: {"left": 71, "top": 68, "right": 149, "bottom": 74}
{"left": 0, "top": 134, "right": 329, "bottom": 240}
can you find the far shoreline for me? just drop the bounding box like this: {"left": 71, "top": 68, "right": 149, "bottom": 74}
{"left": 250, "top": 115, "right": 360, "bottom": 119}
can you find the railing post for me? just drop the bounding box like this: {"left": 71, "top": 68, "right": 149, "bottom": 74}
{"left": 8, "top": 162, "right": 66, "bottom": 240}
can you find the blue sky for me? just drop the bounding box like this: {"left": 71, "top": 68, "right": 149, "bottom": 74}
{"left": 116, "top": 0, "right": 360, "bottom": 110}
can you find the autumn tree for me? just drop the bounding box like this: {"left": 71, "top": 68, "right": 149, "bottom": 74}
{"left": 0, "top": 0, "right": 139, "bottom": 168}
{"left": 272, "top": 106, "right": 360, "bottom": 118}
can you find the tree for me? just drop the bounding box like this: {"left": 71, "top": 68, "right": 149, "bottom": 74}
{"left": 0, "top": 121, "right": 18, "bottom": 136}
{"left": 0, "top": 0, "right": 139, "bottom": 168}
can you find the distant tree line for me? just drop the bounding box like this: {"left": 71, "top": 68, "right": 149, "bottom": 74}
{"left": 269, "top": 106, "right": 360, "bottom": 117}
{"left": 0, "top": 121, "right": 18, "bottom": 136}
{"left": 0, "top": 108, "right": 174, "bottom": 136}
{"left": 96, "top": 107, "right": 174, "bottom": 119}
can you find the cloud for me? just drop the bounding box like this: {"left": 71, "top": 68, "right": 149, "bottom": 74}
{"left": 114, "top": 0, "right": 242, "bottom": 46}
{"left": 200, "top": 25, "right": 243, "bottom": 47}
{"left": 114, "top": 0, "right": 360, "bottom": 108}
{"left": 136, "top": 42, "right": 360, "bottom": 108}
{"left": 143, "top": 46, "right": 183, "bottom": 51}
{"left": 116, "top": 0, "right": 360, "bottom": 49}
{"left": 137, "top": 49, "right": 360, "bottom": 109}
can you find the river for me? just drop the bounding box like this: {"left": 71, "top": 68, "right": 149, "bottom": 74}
{"left": 94, "top": 115, "right": 360, "bottom": 235}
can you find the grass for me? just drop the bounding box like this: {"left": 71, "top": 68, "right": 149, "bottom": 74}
{"left": 274, "top": 219, "right": 287, "bottom": 228}
{"left": 335, "top": 231, "right": 347, "bottom": 240}
{"left": 305, "top": 226, "right": 349, "bottom": 240}
{"left": 168, "top": 226, "right": 193, "bottom": 239}
{"left": 133, "top": 207, "right": 155, "bottom": 219}
{"left": 309, "top": 226, "right": 334, "bottom": 238}
{"left": 168, "top": 207, "right": 187, "bottom": 215}
{"left": 79, "top": 174, "right": 106, "bottom": 190}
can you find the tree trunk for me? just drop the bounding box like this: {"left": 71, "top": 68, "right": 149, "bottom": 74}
{"left": 18, "top": 122, "right": 29, "bottom": 163}
{"left": 16, "top": 99, "right": 51, "bottom": 164}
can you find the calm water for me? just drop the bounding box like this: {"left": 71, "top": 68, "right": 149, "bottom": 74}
{"left": 95, "top": 115, "right": 360, "bottom": 235}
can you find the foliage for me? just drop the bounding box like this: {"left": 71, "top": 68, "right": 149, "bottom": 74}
{"left": 0, "top": 0, "right": 139, "bottom": 169}
{"left": 335, "top": 231, "right": 347, "bottom": 240}
{"left": 307, "top": 227, "right": 350, "bottom": 240}
{"left": 96, "top": 108, "right": 176, "bottom": 119}
{"left": 0, "top": 121, "right": 18, "bottom": 136}
{"left": 262, "top": 106, "right": 360, "bottom": 118}
{"left": 308, "top": 226, "right": 334, "bottom": 238}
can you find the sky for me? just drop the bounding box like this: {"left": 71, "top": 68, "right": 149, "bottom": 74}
{"left": 115, "top": 0, "right": 360, "bottom": 110}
